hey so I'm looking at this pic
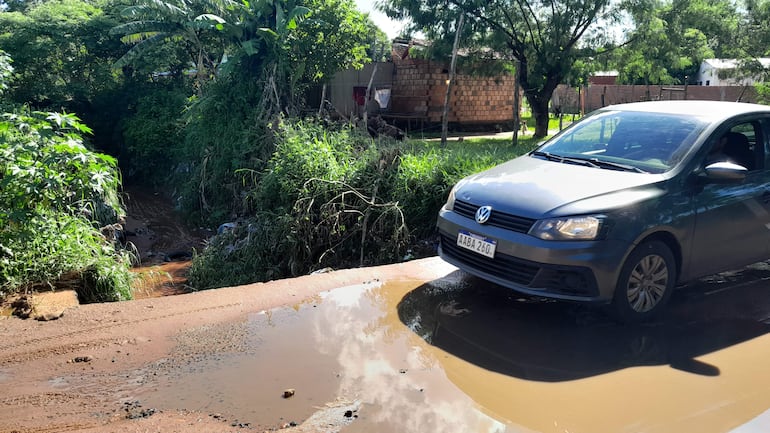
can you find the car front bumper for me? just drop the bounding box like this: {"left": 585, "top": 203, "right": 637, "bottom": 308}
{"left": 436, "top": 207, "right": 633, "bottom": 302}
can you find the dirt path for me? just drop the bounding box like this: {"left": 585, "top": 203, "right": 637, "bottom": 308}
{"left": 0, "top": 257, "right": 454, "bottom": 433}
{"left": 121, "top": 186, "right": 210, "bottom": 298}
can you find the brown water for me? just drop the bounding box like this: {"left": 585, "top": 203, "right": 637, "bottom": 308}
{"left": 140, "top": 266, "right": 770, "bottom": 432}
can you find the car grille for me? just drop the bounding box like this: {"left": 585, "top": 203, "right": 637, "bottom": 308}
{"left": 454, "top": 200, "right": 535, "bottom": 233}
{"left": 439, "top": 233, "right": 539, "bottom": 285}
{"left": 439, "top": 234, "right": 598, "bottom": 297}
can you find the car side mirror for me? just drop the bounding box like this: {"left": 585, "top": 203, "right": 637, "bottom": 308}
{"left": 702, "top": 161, "right": 748, "bottom": 182}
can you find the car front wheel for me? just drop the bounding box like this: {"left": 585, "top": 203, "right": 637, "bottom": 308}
{"left": 611, "top": 240, "right": 676, "bottom": 322}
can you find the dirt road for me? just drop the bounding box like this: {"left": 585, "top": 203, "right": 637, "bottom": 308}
{"left": 0, "top": 257, "right": 456, "bottom": 433}
{"left": 5, "top": 253, "right": 770, "bottom": 433}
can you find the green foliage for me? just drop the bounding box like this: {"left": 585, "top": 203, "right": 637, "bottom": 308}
{"left": 744, "top": 0, "right": 770, "bottom": 57}
{"left": 289, "top": 0, "right": 373, "bottom": 83}
{"left": 110, "top": 0, "right": 232, "bottom": 91}
{"left": 0, "top": 210, "right": 133, "bottom": 302}
{"left": 613, "top": 0, "right": 724, "bottom": 85}
{"left": 170, "top": 0, "right": 377, "bottom": 225}
{"left": 756, "top": 82, "right": 770, "bottom": 105}
{"left": 0, "top": 0, "right": 130, "bottom": 155}
{"left": 188, "top": 120, "right": 537, "bottom": 290}
{"left": 174, "top": 74, "right": 272, "bottom": 224}
{"left": 0, "top": 0, "right": 124, "bottom": 109}
{"left": 189, "top": 119, "right": 385, "bottom": 288}
{"left": 0, "top": 109, "right": 132, "bottom": 301}
{"left": 381, "top": 0, "right": 621, "bottom": 137}
{"left": 121, "top": 84, "right": 187, "bottom": 185}
{"left": 252, "top": 120, "right": 368, "bottom": 211}
{"left": 0, "top": 50, "right": 11, "bottom": 96}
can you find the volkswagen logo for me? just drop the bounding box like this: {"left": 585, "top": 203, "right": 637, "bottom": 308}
{"left": 475, "top": 206, "right": 492, "bottom": 224}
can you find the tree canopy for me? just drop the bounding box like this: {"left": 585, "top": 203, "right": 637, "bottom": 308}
{"left": 382, "top": 0, "right": 624, "bottom": 137}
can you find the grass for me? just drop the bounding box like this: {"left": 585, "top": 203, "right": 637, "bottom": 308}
{"left": 414, "top": 114, "right": 576, "bottom": 140}
{"left": 188, "top": 120, "right": 548, "bottom": 290}
{"left": 130, "top": 268, "right": 174, "bottom": 298}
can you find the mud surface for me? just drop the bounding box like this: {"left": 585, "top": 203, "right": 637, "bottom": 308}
{"left": 122, "top": 187, "right": 210, "bottom": 266}
{"left": 4, "top": 256, "right": 770, "bottom": 432}
{"left": 122, "top": 186, "right": 210, "bottom": 298}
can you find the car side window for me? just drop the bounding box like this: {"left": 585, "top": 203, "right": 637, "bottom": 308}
{"left": 558, "top": 116, "right": 618, "bottom": 153}
{"left": 705, "top": 121, "right": 763, "bottom": 171}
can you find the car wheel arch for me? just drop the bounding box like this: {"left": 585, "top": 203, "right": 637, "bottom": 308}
{"left": 610, "top": 235, "right": 680, "bottom": 322}
{"left": 630, "top": 230, "right": 683, "bottom": 284}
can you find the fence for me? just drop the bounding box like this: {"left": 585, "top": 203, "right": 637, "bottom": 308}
{"left": 322, "top": 62, "right": 764, "bottom": 130}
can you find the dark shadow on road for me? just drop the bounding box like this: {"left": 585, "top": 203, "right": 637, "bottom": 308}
{"left": 397, "top": 263, "right": 770, "bottom": 382}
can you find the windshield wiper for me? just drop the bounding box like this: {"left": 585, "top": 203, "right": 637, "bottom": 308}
{"left": 578, "top": 157, "right": 648, "bottom": 173}
{"left": 533, "top": 151, "right": 646, "bottom": 173}
{"left": 531, "top": 151, "right": 599, "bottom": 168}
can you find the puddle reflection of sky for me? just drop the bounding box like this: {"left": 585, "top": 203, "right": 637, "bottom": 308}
{"left": 311, "top": 282, "right": 510, "bottom": 433}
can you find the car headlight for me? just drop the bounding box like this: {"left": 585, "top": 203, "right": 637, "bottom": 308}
{"left": 444, "top": 179, "right": 468, "bottom": 211}
{"left": 530, "top": 216, "right": 602, "bottom": 241}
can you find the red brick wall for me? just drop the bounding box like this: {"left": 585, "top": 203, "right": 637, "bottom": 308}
{"left": 390, "top": 58, "right": 516, "bottom": 125}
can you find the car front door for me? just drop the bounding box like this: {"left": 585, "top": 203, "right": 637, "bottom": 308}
{"left": 689, "top": 118, "right": 770, "bottom": 276}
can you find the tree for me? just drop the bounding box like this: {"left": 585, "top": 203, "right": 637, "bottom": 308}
{"left": 0, "top": 0, "right": 125, "bottom": 109}
{"left": 672, "top": 0, "right": 741, "bottom": 59}
{"left": 382, "top": 0, "right": 622, "bottom": 137}
{"left": 743, "top": 0, "right": 770, "bottom": 57}
{"left": 0, "top": 0, "right": 133, "bottom": 155}
{"left": 612, "top": 0, "right": 737, "bottom": 86}
{"left": 170, "top": 0, "right": 376, "bottom": 221}
{"left": 110, "top": 0, "right": 235, "bottom": 93}
{"left": 0, "top": 88, "right": 132, "bottom": 301}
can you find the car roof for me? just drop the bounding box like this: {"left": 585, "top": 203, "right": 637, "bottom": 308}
{"left": 599, "top": 100, "right": 770, "bottom": 122}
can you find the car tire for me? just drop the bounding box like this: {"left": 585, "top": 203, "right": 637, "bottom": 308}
{"left": 611, "top": 240, "right": 676, "bottom": 323}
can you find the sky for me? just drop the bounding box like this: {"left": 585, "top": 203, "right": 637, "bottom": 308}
{"left": 353, "top": 0, "right": 406, "bottom": 40}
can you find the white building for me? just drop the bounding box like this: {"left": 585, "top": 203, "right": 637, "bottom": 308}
{"left": 696, "top": 58, "right": 770, "bottom": 86}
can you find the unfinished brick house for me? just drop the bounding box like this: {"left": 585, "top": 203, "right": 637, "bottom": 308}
{"left": 385, "top": 44, "right": 517, "bottom": 131}
{"left": 322, "top": 41, "right": 766, "bottom": 135}
{"left": 321, "top": 41, "right": 518, "bottom": 133}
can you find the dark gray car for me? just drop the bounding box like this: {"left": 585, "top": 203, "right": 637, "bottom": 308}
{"left": 437, "top": 100, "right": 770, "bottom": 321}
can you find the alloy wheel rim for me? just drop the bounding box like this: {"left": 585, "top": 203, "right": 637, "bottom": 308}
{"left": 626, "top": 254, "right": 669, "bottom": 313}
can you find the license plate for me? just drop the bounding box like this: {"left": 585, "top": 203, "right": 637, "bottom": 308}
{"left": 456, "top": 230, "right": 497, "bottom": 258}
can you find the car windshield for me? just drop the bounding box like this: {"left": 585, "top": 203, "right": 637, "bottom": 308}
{"left": 533, "top": 110, "right": 709, "bottom": 174}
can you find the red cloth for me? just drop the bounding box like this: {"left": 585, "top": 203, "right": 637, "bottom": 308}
{"left": 353, "top": 86, "right": 367, "bottom": 106}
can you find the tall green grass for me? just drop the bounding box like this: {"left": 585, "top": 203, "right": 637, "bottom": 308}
{"left": 188, "top": 120, "right": 541, "bottom": 290}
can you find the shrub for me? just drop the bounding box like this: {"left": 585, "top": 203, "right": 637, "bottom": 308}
{"left": 0, "top": 110, "right": 132, "bottom": 301}
{"left": 188, "top": 120, "right": 538, "bottom": 290}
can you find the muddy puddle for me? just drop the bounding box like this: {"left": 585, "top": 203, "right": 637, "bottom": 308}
{"left": 140, "top": 277, "right": 507, "bottom": 431}
{"left": 133, "top": 265, "right": 770, "bottom": 433}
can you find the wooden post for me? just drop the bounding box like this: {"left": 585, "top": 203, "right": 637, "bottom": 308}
{"left": 363, "top": 62, "right": 379, "bottom": 132}
{"left": 441, "top": 14, "right": 464, "bottom": 147}
{"left": 512, "top": 59, "right": 521, "bottom": 146}
{"left": 318, "top": 83, "right": 327, "bottom": 117}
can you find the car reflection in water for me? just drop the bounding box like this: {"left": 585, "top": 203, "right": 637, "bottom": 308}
{"left": 397, "top": 265, "right": 770, "bottom": 382}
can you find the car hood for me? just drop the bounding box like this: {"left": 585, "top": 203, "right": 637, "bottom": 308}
{"left": 454, "top": 155, "right": 667, "bottom": 218}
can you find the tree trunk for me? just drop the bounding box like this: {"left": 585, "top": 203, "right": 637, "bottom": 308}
{"left": 513, "top": 52, "right": 561, "bottom": 139}
{"left": 529, "top": 96, "right": 551, "bottom": 138}
{"left": 441, "top": 14, "right": 464, "bottom": 147}
{"left": 511, "top": 59, "right": 521, "bottom": 146}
